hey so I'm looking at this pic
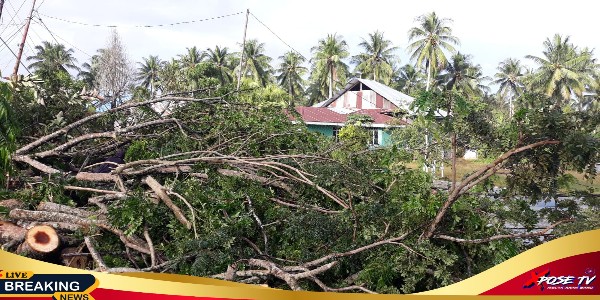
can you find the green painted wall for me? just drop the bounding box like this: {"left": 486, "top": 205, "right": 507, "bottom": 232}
{"left": 306, "top": 124, "right": 398, "bottom": 147}
{"left": 307, "top": 124, "right": 333, "bottom": 137}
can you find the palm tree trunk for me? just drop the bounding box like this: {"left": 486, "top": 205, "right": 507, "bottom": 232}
{"left": 328, "top": 65, "right": 333, "bottom": 99}
{"left": 451, "top": 132, "right": 457, "bottom": 193}
{"left": 426, "top": 61, "right": 431, "bottom": 91}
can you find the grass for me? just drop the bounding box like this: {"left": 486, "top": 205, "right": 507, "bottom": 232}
{"left": 407, "top": 159, "right": 600, "bottom": 193}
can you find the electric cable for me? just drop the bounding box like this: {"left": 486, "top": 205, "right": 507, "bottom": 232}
{"left": 37, "top": 11, "right": 244, "bottom": 28}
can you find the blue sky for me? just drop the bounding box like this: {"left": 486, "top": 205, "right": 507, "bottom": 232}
{"left": 1, "top": 0, "right": 599, "bottom": 88}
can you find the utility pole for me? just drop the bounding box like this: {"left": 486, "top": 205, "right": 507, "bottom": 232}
{"left": 13, "top": 0, "right": 36, "bottom": 77}
{"left": 236, "top": 9, "right": 249, "bottom": 91}
{"left": 0, "top": 0, "right": 6, "bottom": 22}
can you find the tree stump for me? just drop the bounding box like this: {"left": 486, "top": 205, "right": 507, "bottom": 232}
{"left": 16, "top": 225, "right": 60, "bottom": 258}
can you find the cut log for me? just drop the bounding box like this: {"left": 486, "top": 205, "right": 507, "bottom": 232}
{"left": 17, "top": 225, "right": 60, "bottom": 257}
{"left": 0, "top": 221, "right": 27, "bottom": 244}
{"left": 0, "top": 199, "right": 24, "bottom": 210}
{"left": 37, "top": 201, "right": 99, "bottom": 219}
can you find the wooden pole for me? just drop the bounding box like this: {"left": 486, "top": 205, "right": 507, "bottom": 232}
{"left": 12, "top": 0, "right": 36, "bottom": 77}
{"left": 0, "top": 0, "right": 6, "bottom": 22}
{"left": 236, "top": 9, "right": 249, "bottom": 91}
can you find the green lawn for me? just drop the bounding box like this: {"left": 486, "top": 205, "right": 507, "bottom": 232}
{"left": 407, "top": 159, "right": 600, "bottom": 193}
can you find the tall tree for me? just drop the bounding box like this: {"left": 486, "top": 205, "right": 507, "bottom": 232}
{"left": 26, "top": 41, "right": 79, "bottom": 75}
{"left": 393, "top": 64, "right": 424, "bottom": 94}
{"left": 205, "top": 46, "right": 234, "bottom": 85}
{"left": 310, "top": 33, "right": 350, "bottom": 98}
{"left": 240, "top": 39, "right": 273, "bottom": 87}
{"left": 407, "top": 12, "right": 459, "bottom": 91}
{"left": 526, "top": 34, "right": 596, "bottom": 108}
{"left": 493, "top": 58, "right": 524, "bottom": 116}
{"left": 276, "top": 51, "right": 307, "bottom": 104}
{"left": 95, "top": 30, "right": 134, "bottom": 109}
{"left": 77, "top": 54, "right": 100, "bottom": 90}
{"left": 437, "top": 52, "right": 489, "bottom": 98}
{"left": 352, "top": 31, "right": 398, "bottom": 84}
{"left": 136, "top": 55, "right": 163, "bottom": 97}
{"left": 179, "top": 46, "right": 203, "bottom": 70}
{"left": 159, "top": 59, "right": 184, "bottom": 94}
{"left": 0, "top": 82, "right": 17, "bottom": 179}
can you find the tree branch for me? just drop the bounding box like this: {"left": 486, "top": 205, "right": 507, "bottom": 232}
{"left": 423, "top": 139, "right": 560, "bottom": 239}
{"left": 434, "top": 219, "right": 573, "bottom": 244}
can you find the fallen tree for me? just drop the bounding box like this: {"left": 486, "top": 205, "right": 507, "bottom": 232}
{"left": 0, "top": 87, "right": 598, "bottom": 293}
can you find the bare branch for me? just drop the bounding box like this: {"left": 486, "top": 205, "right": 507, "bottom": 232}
{"left": 63, "top": 185, "right": 122, "bottom": 195}
{"left": 434, "top": 219, "right": 573, "bottom": 244}
{"left": 423, "top": 140, "right": 560, "bottom": 239}
{"left": 143, "top": 226, "right": 156, "bottom": 268}
{"left": 84, "top": 236, "right": 107, "bottom": 272}
{"left": 16, "top": 96, "right": 222, "bottom": 155}
{"left": 269, "top": 198, "right": 342, "bottom": 214}
{"left": 303, "top": 232, "right": 410, "bottom": 268}
{"left": 144, "top": 176, "right": 192, "bottom": 229}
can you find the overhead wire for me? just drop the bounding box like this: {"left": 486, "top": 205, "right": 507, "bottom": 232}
{"left": 0, "top": 0, "right": 28, "bottom": 34}
{"left": 37, "top": 11, "right": 244, "bottom": 28}
{"left": 248, "top": 12, "right": 307, "bottom": 60}
{"left": 33, "top": 16, "right": 82, "bottom": 70}
{"left": 0, "top": 35, "right": 32, "bottom": 74}
{"left": 0, "top": 19, "right": 27, "bottom": 65}
{"left": 33, "top": 15, "right": 93, "bottom": 58}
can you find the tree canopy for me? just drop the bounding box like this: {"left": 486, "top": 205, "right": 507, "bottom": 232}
{"left": 0, "top": 11, "right": 599, "bottom": 295}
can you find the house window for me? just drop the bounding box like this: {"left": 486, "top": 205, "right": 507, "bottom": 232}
{"left": 368, "top": 128, "right": 379, "bottom": 145}
{"left": 332, "top": 126, "right": 341, "bottom": 142}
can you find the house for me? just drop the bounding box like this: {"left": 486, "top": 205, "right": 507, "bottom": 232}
{"left": 294, "top": 78, "right": 414, "bottom": 146}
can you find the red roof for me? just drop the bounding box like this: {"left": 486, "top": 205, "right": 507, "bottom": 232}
{"left": 293, "top": 107, "right": 408, "bottom": 126}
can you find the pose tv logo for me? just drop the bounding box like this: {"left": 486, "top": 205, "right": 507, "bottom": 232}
{"left": 523, "top": 268, "right": 596, "bottom": 291}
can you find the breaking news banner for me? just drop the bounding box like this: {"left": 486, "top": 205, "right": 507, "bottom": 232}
{"left": 0, "top": 229, "right": 598, "bottom": 300}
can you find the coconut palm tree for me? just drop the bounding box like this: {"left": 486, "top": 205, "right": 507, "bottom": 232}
{"left": 407, "top": 12, "right": 459, "bottom": 91}
{"left": 393, "top": 64, "right": 424, "bottom": 94}
{"left": 159, "top": 59, "right": 184, "bottom": 94}
{"left": 310, "top": 33, "right": 350, "bottom": 98}
{"left": 493, "top": 58, "right": 524, "bottom": 116}
{"left": 27, "top": 41, "right": 79, "bottom": 74}
{"left": 205, "top": 46, "right": 234, "bottom": 85}
{"left": 0, "top": 82, "right": 17, "bottom": 177}
{"left": 352, "top": 31, "right": 398, "bottom": 84}
{"left": 526, "top": 34, "right": 596, "bottom": 108}
{"left": 276, "top": 51, "right": 307, "bottom": 104}
{"left": 240, "top": 39, "right": 273, "bottom": 87}
{"left": 179, "top": 46, "right": 204, "bottom": 70}
{"left": 438, "top": 52, "right": 489, "bottom": 98}
{"left": 136, "top": 55, "right": 163, "bottom": 97}
{"left": 78, "top": 54, "right": 101, "bottom": 90}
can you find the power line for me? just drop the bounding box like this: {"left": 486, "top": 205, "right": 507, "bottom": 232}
{"left": 0, "top": 20, "right": 25, "bottom": 57}
{"left": 33, "top": 14, "right": 57, "bottom": 43}
{"left": 0, "top": 0, "right": 26, "bottom": 34}
{"left": 0, "top": 35, "right": 31, "bottom": 74}
{"left": 38, "top": 11, "right": 244, "bottom": 28}
{"left": 249, "top": 12, "right": 307, "bottom": 60}
{"left": 33, "top": 16, "right": 93, "bottom": 58}
{"left": 33, "top": 16, "right": 82, "bottom": 69}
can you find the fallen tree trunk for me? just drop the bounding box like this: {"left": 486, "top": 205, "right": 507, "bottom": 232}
{"left": 0, "top": 199, "right": 24, "bottom": 210}
{"left": 16, "top": 225, "right": 60, "bottom": 258}
{"left": 0, "top": 221, "right": 27, "bottom": 244}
